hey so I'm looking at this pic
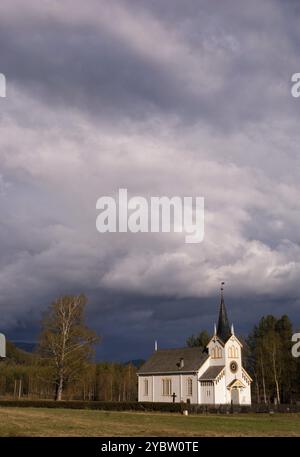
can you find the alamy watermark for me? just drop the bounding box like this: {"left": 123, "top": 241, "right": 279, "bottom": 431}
{"left": 96, "top": 188, "right": 204, "bottom": 243}
{"left": 291, "top": 73, "right": 300, "bottom": 98}
{"left": 0, "top": 73, "right": 6, "bottom": 98}
{"left": 292, "top": 333, "right": 300, "bottom": 358}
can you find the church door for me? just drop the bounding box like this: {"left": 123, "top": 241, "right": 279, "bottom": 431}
{"left": 231, "top": 388, "right": 239, "bottom": 405}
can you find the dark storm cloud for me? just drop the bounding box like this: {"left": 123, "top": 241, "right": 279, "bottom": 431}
{"left": 0, "top": 10, "right": 198, "bottom": 123}
{"left": 0, "top": 0, "right": 300, "bottom": 360}
{"left": 0, "top": 0, "right": 297, "bottom": 130}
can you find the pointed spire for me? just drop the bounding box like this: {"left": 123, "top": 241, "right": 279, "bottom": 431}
{"left": 231, "top": 323, "right": 235, "bottom": 335}
{"left": 216, "top": 282, "right": 231, "bottom": 342}
{"left": 214, "top": 323, "right": 217, "bottom": 336}
{"left": 155, "top": 340, "right": 158, "bottom": 351}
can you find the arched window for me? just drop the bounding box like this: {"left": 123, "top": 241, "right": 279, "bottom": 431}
{"left": 144, "top": 379, "right": 149, "bottom": 396}
{"left": 211, "top": 346, "right": 222, "bottom": 358}
{"left": 228, "top": 345, "right": 238, "bottom": 358}
{"left": 187, "top": 378, "right": 193, "bottom": 396}
{"left": 162, "top": 378, "right": 172, "bottom": 396}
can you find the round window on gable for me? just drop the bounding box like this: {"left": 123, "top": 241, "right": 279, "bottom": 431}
{"left": 230, "top": 361, "right": 238, "bottom": 373}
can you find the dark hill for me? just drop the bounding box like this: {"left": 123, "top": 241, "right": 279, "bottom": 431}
{"left": 5, "top": 340, "right": 36, "bottom": 365}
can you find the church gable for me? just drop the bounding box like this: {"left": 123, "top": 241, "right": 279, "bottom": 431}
{"left": 225, "top": 334, "right": 243, "bottom": 348}
{"left": 207, "top": 338, "right": 224, "bottom": 360}
{"left": 225, "top": 336, "right": 242, "bottom": 361}
{"left": 227, "top": 379, "right": 246, "bottom": 389}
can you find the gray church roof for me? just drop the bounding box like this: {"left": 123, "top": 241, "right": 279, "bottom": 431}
{"left": 137, "top": 347, "right": 209, "bottom": 374}
{"left": 199, "top": 365, "right": 224, "bottom": 380}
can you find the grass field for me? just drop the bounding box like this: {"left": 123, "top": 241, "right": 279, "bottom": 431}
{"left": 0, "top": 407, "right": 300, "bottom": 436}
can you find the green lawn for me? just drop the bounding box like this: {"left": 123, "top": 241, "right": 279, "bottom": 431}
{"left": 0, "top": 407, "right": 299, "bottom": 436}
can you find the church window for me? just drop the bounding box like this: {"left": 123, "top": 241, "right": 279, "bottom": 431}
{"left": 211, "top": 346, "right": 222, "bottom": 358}
{"left": 187, "top": 378, "right": 193, "bottom": 396}
{"left": 144, "top": 379, "right": 149, "bottom": 396}
{"left": 162, "top": 378, "right": 172, "bottom": 396}
{"left": 229, "top": 345, "right": 238, "bottom": 358}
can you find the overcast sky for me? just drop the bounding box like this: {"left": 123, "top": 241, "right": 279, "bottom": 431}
{"left": 0, "top": 0, "right": 300, "bottom": 361}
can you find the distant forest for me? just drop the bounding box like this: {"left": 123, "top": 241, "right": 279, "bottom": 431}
{"left": 0, "top": 340, "right": 138, "bottom": 402}
{"left": 1, "top": 308, "right": 299, "bottom": 404}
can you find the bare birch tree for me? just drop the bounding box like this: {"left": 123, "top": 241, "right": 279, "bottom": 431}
{"left": 38, "top": 294, "right": 99, "bottom": 400}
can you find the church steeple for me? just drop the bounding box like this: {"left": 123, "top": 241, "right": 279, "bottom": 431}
{"left": 216, "top": 282, "right": 231, "bottom": 342}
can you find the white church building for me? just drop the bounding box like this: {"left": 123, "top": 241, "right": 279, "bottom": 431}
{"left": 138, "top": 289, "right": 252, "bottom": 405}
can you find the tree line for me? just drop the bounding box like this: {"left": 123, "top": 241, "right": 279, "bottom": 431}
{"left": 1, "top": 294, "right": 299, "bottom": 404}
